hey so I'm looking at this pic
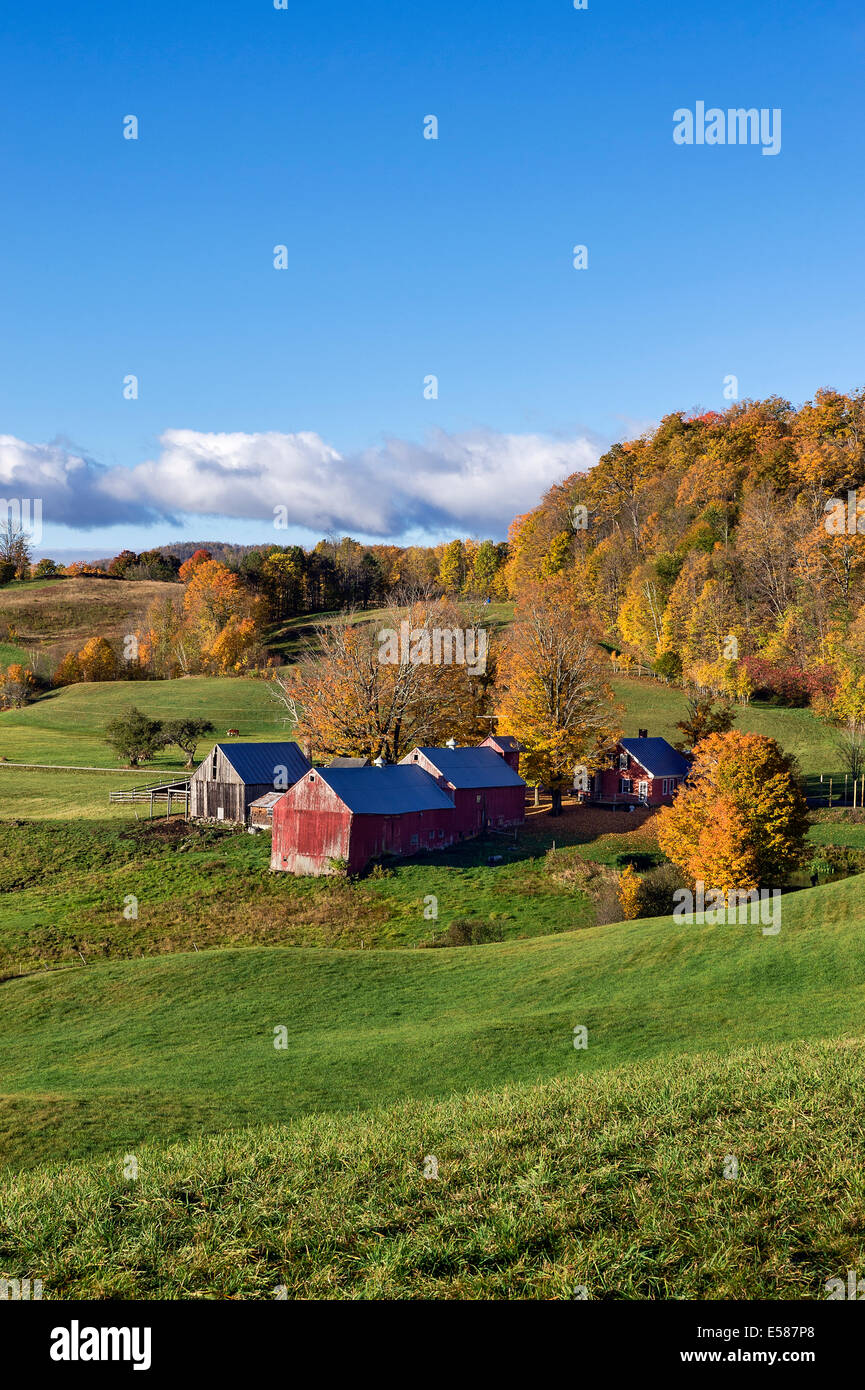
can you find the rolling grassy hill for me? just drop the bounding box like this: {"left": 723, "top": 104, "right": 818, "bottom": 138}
{"left": 1, "top": 1039, "right": 863, "bottom": 1299}
{"left": 2, "top": 870, "right": 863, "bottom": 1173}
{"left": 0, "top": 576, "right": 178, "bottom": 669}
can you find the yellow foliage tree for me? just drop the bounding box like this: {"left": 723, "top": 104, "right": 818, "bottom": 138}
{"left": 617, "top": 863, "right": 642, "bottom": 920}
{"left": 495, "top": 577, "right": 620, "bottom": 815}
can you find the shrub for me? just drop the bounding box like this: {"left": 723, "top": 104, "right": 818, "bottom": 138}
{"left": 638, "top": 862, "right": 688, "bottom": 917}
{"left": 426, "top": 917, "right": 505, "bottom": 948}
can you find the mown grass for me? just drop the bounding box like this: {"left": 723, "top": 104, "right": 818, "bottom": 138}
{"left": 2, "top": 870, "right": 864, "bottom": 1172}
{"left": 0, "top": 796, "right": 856, "bottom": 977}
{"left": 0, "top": 676, "right": 292, "bottom": 786}
{"left": 1, "top": 1039, "right": 863, "bottom": 1299}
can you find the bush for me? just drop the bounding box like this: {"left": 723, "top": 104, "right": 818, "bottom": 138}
{"left": 637, "top": 862, "right": 688, "bottom": 917}
{"left": 740, "top": 656, "right": 834, "bottom": 707}
{"left": 425, "top": 917, "right": 505, "bottom": 948}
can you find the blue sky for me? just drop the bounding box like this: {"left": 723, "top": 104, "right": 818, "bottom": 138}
{"left": 1, "top": 0, "right": 863, "bottom": 557}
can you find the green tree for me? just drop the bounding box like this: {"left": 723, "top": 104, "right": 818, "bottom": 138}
{"left": 161, "top": 718, "right": 215, "bottom": 768}
{"left": 674, "top": 696, "right": 735, "bottom": 752}
{"left": 104, "top": 707, "right": 165, "bottom": 767}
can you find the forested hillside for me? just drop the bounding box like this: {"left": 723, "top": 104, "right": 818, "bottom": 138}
{"left": 504, "top": 390, "right": 865, "bottom": 724}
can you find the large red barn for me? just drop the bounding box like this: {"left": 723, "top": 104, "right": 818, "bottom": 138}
{"left": 271, "top": 763, "right": 457, "bottom": 876}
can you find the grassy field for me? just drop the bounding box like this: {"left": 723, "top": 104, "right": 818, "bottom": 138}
{"left": 1, "top": 1038, "right": 863, "bottom": 1299}
{"left": 267, "top": 600, "right": 515, "bottom": 662}
{"left": 2, "top": 869, "right": 864, "bottom": 1172}
{"left": 0, "top": 676, "right": 291, "bottom": 784}
{"left": 0, "top": 804, "right": 652, "bottom": 975}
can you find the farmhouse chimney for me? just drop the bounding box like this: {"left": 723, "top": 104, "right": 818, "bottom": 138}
{"left": 638, "top": 728, "right": 648, "bottom": 739}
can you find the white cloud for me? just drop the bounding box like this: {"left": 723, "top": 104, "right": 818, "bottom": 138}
{"left": 4, "top": 425, "right": 602, "bottom": 539}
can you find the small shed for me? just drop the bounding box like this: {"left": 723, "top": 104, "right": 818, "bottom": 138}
{"left": 249, "top": 790, "right": 282, "bottom": 830}
{"left": 271, "top": 763, "right": 456, "bottom": 875}
{"left": 189, "top": 742, "right": 311, "bottom": 824}
{"left": 399, "top": 745, "right": 526, "bottom": 837}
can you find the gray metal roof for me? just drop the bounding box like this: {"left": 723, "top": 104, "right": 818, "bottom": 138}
{"left": 314, "top": 764, "right": 456, "bottom": 814}
{"left": 249, "top": 791, "right": 283, "bottom": 809}
{"left": 619, "top": 738, "right": 689, "bottom": 779}
{"left": 218, "top": 742, "right": 311, "bottom": 786}
{"left": 405, "top": 746, "right": 526, "bottom": 789}
{"left": 327, "top": 755, "right": 370, "bottom": 767}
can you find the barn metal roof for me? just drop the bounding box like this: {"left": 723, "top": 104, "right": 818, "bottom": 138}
{"left": 619, "top": 738, "right": 689, "bottom": 779}
{"left": 218, "top": 742, "right": 311, "bottom": 786}
{"left": 314, "top": 764, "right": 456, "bottom": 814}
{"left": 327, "top": 755, "right": 370, "bottom": 767}
{"left": 405, "top": 746, "right": 526, "bottom": 789}
{"left": 249, "top": 791, "right": 283, "bottom": 809}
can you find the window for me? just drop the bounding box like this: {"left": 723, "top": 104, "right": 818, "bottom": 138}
{"left": 410, "top": 834, "right": 418, "bottom": 848}
{"left": 662, "top": 778, "right": 668, "bottom": 795}
{"left": 477, "top": 794, "right": 482, "bottom": 803}
{"left": 619, "top": 777, "right": 632, "bottom": 794}
{"left": 619, "top": 751, "right": 629, "bottom": 769}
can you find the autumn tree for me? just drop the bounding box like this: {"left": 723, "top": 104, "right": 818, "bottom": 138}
{"left": 77, "top": 636, "right": 119, "bottom": 682}
{"left": 495, "top": 577, "right": 619, "bottom": 815}
{"left": 617, "top": 863, "right": 642, "bottom": 920}
{"left": 178, "top": 548, "right": 212, "bottom": 582}
{"left": 657, "top": 731, "right": 808, "bottom": 890}
{"left": 0, "top": 663, "right": 36, "bottom": 708}
{"left": 0, "top": 520, "right": 32, "bottom": 580}
{"left": 438, "top": 539, "right": 465, "bottom": 594}
{"left": 273, "top": 594, "right": 492, "bottom": 762}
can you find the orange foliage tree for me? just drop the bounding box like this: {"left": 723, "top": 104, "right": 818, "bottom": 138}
{"left": 274, "top": 595, "right": 492, "bottom": 762}
{"left": 657, "top": 731, "right": 808, "bottom": 891}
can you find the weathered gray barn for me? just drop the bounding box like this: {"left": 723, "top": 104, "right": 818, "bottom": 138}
{"left": 189, "top": 742, "right": 311, "bottom": 824}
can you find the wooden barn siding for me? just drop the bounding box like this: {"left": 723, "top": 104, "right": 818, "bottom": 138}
{"left": 190, "top": 746, "right": 276, "bottom": 822}
{"left": 450, "top": 784, "right": 525, "bottom": 836}
{"left": 272, "top": 774, "right": 351, "bottom": 874}
{"left": 344, "top": 806, "right": 456, "bottom": 871}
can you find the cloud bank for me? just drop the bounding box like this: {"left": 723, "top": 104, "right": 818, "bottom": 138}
{"left": 2, "top": 426, "right": 601, "bottom": 539}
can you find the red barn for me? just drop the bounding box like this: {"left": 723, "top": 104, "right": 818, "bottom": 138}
{"left": 399, "top": 743, "right": 526, "bottom": 837}
{"left": 587, "top": 736, "right": 689, "bottom": 808}
{"left": 271, "top": 763, "right": 457, "bottom": 875}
